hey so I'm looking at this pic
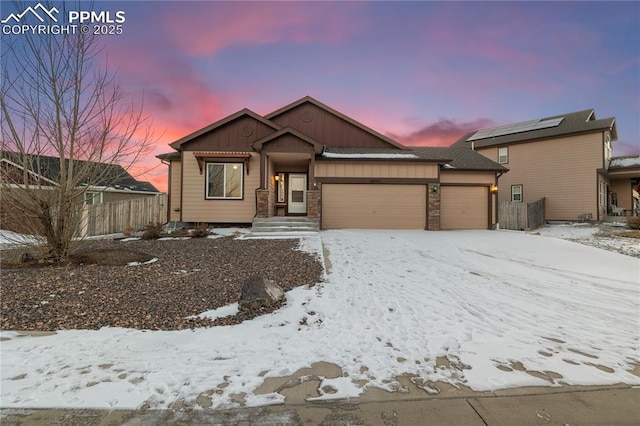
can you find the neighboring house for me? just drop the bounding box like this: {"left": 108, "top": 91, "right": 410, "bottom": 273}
{"left": 157, "top": 96, "right": 506, "bottom": 230}
{"left": 608, "top": 155, "right": 640, "bottom": 216}
{"left": 1, "top": 151, "right": 163, "bottom": 235}
{"left": 452, "top": 109, "right": 633, "bottom": 221}
{"left": 0, "top": 150, "right": 160, "bottom": 205}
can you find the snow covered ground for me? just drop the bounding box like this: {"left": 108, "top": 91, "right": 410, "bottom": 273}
{"left": 537, "top": 223, "right": 640, "bottom": 257}
{"left": 1, "top": 227, "right": 639, "bottom": 410}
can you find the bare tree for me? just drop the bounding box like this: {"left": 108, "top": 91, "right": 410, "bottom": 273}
{"left": 0, "top": 2, "right": 155, "bottom": 261}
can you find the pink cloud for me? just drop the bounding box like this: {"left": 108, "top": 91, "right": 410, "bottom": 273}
{"left": 162, "top": 2, "right": 366, "bottom": 57}
{"left": 392, "top": 118, "right": 496, "bottom": 147}
{"left": 614, "top": 140, "right": 640, "bottom": 157}
{"left": 98, "top": 38, "right": 232, "bottom": 193}
{"left": 105, "top": 43, "right": 224, "bottom": 135}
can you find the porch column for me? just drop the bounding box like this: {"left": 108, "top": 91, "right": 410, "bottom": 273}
{"left": 308, "top": 156, "right": 315, "bottom": 190}
{"left": 307, "top": 182, "right": 321, "bottom": 219}
{"left": 256, "top": 189, "right": 269, "bottom": 218}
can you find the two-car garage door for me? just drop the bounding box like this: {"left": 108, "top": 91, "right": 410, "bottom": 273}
{"left": 322, "top": 184, "right": 426, "bottom": 229}
{"left": 321, "top": 183, "right": 489, "bottom": 230}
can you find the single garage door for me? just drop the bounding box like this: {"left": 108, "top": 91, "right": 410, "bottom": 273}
{"left": 441, "top": 186, "right": 489, "bottom": 230}
{"left": 322, "top": 184, "right": 426, "bottom": 229}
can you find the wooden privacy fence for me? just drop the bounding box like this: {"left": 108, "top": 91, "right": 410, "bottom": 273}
{"left": 81, "top": 194, "right": 167, "bottom": 236}
{"left": 499, "top": 197, "right": 545, "bottom": 231}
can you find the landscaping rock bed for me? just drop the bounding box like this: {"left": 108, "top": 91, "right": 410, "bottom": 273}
{"left": 0, "top": 236, "right": 323, "bottom": 331}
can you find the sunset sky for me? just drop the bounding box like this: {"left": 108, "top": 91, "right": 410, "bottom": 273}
{"left": 3, "top": 1, "right": 639, "bottom": 192}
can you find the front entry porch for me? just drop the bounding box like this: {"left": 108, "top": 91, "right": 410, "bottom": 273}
{"left": 255, "top": 152, "right": 321, "bottom": 220}
{"left": 252, "top": 126, "right": 324, "bottom": 220}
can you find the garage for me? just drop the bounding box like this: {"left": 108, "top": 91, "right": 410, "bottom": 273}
{"left": 322, "top": 184, "right": 426, "bottom": 229}
{"left": 440, "top": 186, "right": 489, "bottom": 230}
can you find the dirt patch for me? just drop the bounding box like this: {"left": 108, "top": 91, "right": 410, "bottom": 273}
{"left": 0, "top": 236, "right": 323, "bottom": 331}
{"left": 615, "top": 230, "right": 640, "bottom": 239}
{"left": 1, "top": 248, "right": 154, "bottom": 269}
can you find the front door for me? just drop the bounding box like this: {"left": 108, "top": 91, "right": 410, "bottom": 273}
{"left": 288, "top": 174, "right": 307, "bottom": 214}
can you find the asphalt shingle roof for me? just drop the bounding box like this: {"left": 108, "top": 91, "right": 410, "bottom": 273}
{"left": 452, "top": 109, "right": 616, "bottom": 148}
{"left": 1, "top": 151, "right": 159, "bottom": 192}
{"left": 321, "top": 147, "right": 507, "bottom": 172}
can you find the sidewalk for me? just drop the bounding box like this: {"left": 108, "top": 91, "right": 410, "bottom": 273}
{"left": 2, "top": 385, "right": 638, "bottom": 425}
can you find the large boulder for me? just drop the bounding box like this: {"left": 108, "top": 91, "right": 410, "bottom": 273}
{"left": 239, "top": 275, "right": 284, "bottom": 312}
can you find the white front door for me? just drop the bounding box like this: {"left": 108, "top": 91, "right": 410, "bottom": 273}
{"left": 288, "top": 174, "right": 307, "bottom": 214}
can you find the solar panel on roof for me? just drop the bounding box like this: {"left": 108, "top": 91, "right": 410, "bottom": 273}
{"left": 467, "top": 117, "right": 564, "bottom": 142}
{"left": 532, "top": 117, "right": 563, "bottom": 130}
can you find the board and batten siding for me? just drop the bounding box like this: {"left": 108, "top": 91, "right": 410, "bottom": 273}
{"left": 269, "top": 103, "right": 393, "bottom": 148}
{"left": 169, "top": 160, "right": 182, "bottom": 222}
{"left": 183, "top": 116, "right": 275, "bottom": 151}
{"left": 476, "top": 133, "right": 604, "bottom": 221}
{"left": 315, "top": 161, "right": 438, "bottom": 179}
{"left": 180, "top": 152, "right": 260, "bottom": 223}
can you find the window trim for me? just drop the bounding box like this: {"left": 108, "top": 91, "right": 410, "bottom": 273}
{"left": 85, "top": 191, "right": 103, "bottom": 205}
{"left": 511, "top": 184, "right": 523, "bottom": 202}
{"left": 498, "top": 147, "right": 509, "bottom": 164}
{"left": 205, "top": 162, "right": 244, "bottom": 200}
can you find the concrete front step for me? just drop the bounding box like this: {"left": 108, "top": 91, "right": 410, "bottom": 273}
{"left": 251, "top": 217, "right": 320, "bottom": 233}
{"left": 253, "top": 216, "right": 319, "bottom": 223}
{"left": 251, "top": 226, "right": 319, "bottom": 233}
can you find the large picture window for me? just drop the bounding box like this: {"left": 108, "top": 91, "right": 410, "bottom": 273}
{"left": 206, "top": 163, "right": 243, "bottom": 199}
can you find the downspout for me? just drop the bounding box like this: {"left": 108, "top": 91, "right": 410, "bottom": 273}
{"left": 495, "top": 171, "right": 504, "bottom": 230}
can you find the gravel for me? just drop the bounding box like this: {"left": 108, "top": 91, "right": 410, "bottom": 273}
{"left": 0, "top": 236, "right": 324, "bottom": 331}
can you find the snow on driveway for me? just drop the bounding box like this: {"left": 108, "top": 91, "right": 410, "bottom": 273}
{"left": 1, "top": 230, "right": 639, "bottom": 410}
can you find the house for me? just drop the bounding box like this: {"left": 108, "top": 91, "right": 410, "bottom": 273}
{"left": 1, "top": 150, "right": 160, "bottom": 204}
{"left": 157, "top": 96, "right": 506, "bottom": 230}
{"left": 452, "top": 109, "right": 635, "bottom": 221}
{"left": 1, "top": 150, "right": 162, "bottom": 233}
{"left": 608, "top": 155, "right": 640, "bottom": 216}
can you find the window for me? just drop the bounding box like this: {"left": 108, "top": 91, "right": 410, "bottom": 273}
{"left": 604, "top": 131, "right": 612, "bottom": 167}
{"left": 498, "top": 147, "right": 508, "bottom": 164}
{"left": 206, "top": 163, "right": 243, "bottom": 199}
{"left": 85, "top": 192, "right": 102, "bottom": 205}
{"left": 599, "top": 181, "right": 607, "bottom": 207}
{"left": 276, "top": 173, "right": 285, "bottom": 203}
{"left": 511, "top": 185, "right": 523, "bottom": 202}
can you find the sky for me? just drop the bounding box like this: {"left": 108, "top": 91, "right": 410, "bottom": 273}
{"left": 2, "top": 1, "right": 639, "bottom": 191}
{"left": 1, "top": 227, "right": 639, "bottom": 409}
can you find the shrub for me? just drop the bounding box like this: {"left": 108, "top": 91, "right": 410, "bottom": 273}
{"left": 627, "top": 216, "right": 640, "bottom": 230}
{"left": 142, "top": 222, "right": 164, "bottom": 240}
{"left": 190, "top": 223, "right": 210, "bottom": 238}
{"left": 122, "top": 225, "right": 134, "bottom": 237}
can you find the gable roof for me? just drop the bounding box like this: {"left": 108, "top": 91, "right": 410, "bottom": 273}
{"left": 252, "top": 127, "right": 324, "bottom": 153}
{"left": 453, "top": 109, "right": 617, "bottom": 148}
{"left": 1, "top": 151, "right": 159, "bottom": 193}
{"left": 266, "top": 96, "right": 406, "bottom": 150}
{"left": 169, "top": 108, "right": 280, "bottom": 150}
